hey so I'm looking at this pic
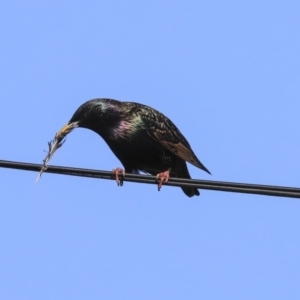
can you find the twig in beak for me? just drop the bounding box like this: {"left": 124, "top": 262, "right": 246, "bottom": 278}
{"left": 35, "top": 122, "right": 78, "bottom": 183}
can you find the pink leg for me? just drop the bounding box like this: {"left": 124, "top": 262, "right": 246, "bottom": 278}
{"left": 112, "top": 167, "right": 125, "bottom": 186}
{"left": 156, "top": 169, "right": 171, "bottom": 191}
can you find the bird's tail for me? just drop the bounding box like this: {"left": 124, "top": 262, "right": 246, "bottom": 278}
{"left": 181, "top": 186, "right": 200, "bottom": 197}
{"left": 174, "top": 164, "right": 200, "bottom": 197}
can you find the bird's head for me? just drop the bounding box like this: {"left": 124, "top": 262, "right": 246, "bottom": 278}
{"left": 36, "top": 99, "right": 110, "bottom": 182}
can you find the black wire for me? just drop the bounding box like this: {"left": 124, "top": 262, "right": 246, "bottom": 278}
{"left": 1, "top": 159, "right": 300, "bottom": 198}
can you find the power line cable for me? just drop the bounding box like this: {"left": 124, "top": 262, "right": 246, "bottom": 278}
{"left": 0, "top": 159, "right": 300, "bottom": 198}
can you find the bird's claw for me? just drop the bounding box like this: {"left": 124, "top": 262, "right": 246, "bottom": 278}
{"left": 156, "top": 170, "right": 170, "bottom": 191}
{"left": 112, "top": 168, "right": 125, "bottom": 186}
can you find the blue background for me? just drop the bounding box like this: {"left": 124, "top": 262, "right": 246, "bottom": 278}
{"left": 1, "top": 1, "right": 300, "bottom": 299}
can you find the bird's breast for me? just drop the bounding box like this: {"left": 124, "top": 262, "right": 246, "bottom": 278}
{"left": 111, "top": 120, "right": 133, "bottom": 139}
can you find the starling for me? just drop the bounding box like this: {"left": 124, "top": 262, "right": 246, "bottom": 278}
{"left": 38, "top": 98, "right": 210, "bottom": 197}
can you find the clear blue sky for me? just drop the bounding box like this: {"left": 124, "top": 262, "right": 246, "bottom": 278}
{"left": 1, "top": 1, "right": 300, "bottom": 299}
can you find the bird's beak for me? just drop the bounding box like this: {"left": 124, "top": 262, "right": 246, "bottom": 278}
{"left": 35, "top": 121, "right": 79, "bottom": 183}
{"left": 54, "top": 122, "right": 79, "bottom": 141}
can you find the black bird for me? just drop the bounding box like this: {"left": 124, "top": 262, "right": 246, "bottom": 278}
{"left": 38, "top": 98, "right": 210, "bottom": 197}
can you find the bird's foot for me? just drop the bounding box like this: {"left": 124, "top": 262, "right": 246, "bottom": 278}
{"left": 156, "top": 169, "right": 170, "bottom": 191}
{"left": 112, "top": 168, "right": 125, "bottom": 186}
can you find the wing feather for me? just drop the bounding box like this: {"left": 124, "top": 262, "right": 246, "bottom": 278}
{"left": 151, "top": 129, "right": 209, "bottom": 171}
{"left": 125, "top": 102, "right": 210, "bottom": 174}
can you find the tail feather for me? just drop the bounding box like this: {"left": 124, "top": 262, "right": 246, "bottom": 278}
{"left": 181, "top": 186, "right": 200, "bottom": 197}
{"left": 173, "top": 162, "right": 201, "bottom": 197}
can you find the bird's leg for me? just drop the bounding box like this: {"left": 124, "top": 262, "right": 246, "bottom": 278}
{"left": 156, "top": 169, "right": 171, "bottom": 191}
{"left": 112, "top": 168, "right": 125, "bottom": 186}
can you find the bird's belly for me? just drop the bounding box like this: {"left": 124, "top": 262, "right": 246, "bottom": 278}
{"left": 136, "top": 151, "right": 173, "bottom": 174}
{"left": 107, "top": 138, "right": 175, "bottom": 174}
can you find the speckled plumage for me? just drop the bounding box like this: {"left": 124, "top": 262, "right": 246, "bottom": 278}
{"left": 69, "top": 98, "right": 210, "bottom": 197}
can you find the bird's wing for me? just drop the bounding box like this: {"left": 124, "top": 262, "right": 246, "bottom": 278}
{"left": 152, "top": 130, "right": 201, "bottom": 167}
{"left": 139, "top": 108, "right": 209, "bottom": 172}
